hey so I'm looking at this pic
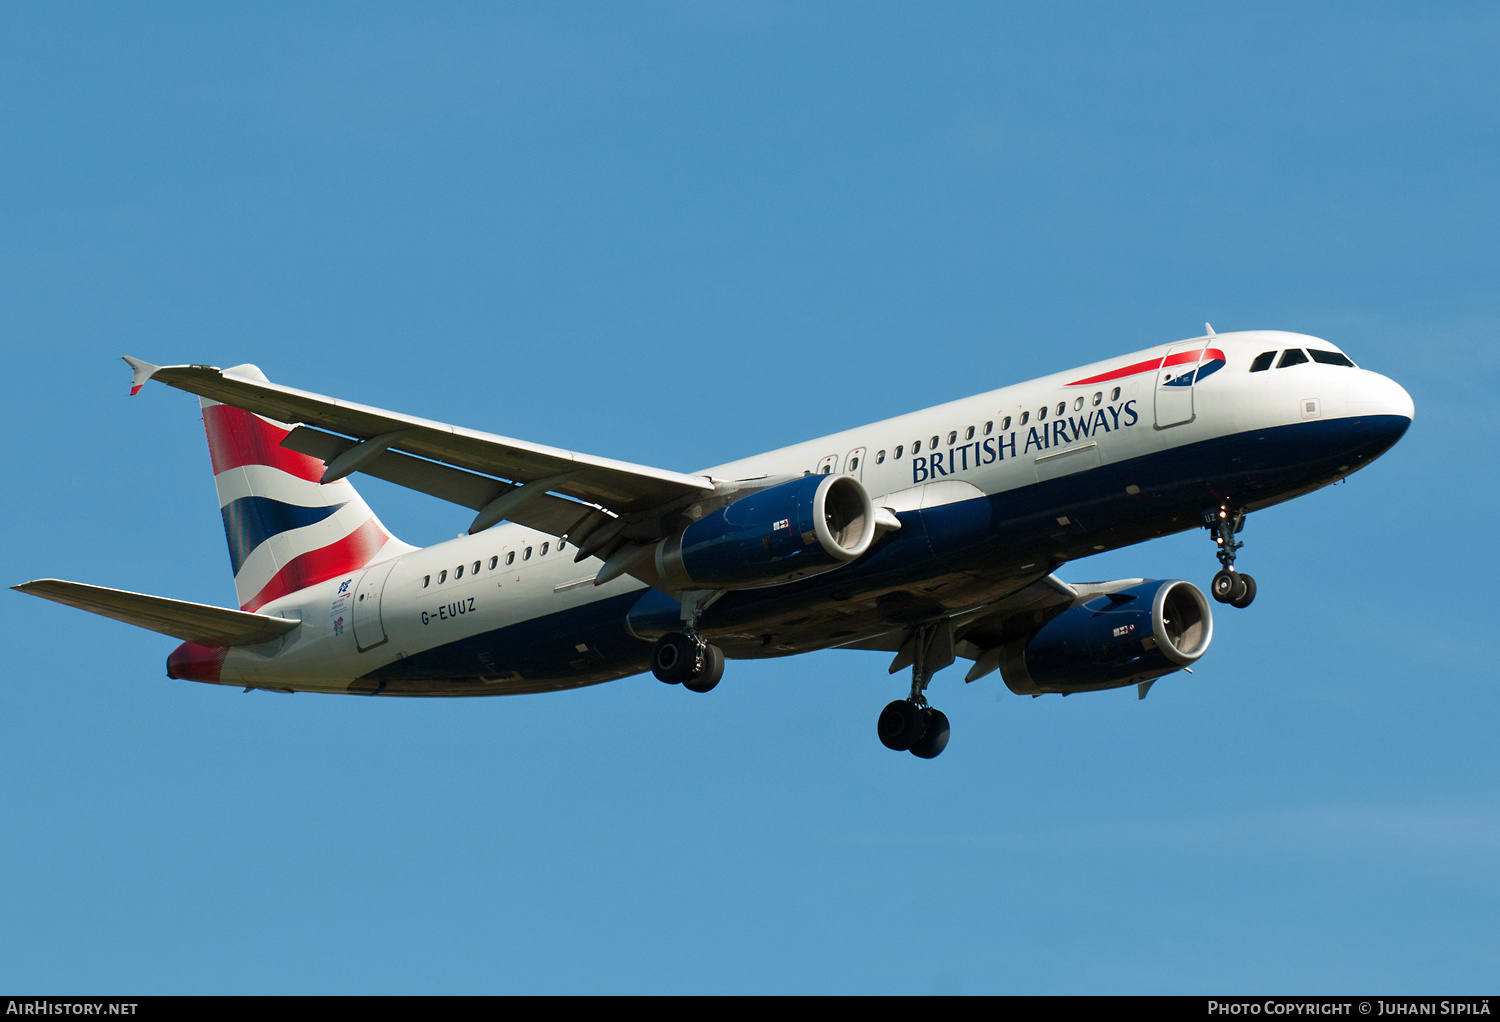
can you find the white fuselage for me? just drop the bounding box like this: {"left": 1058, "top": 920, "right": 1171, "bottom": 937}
{"left": 223, "top": 330, "right": 1413, "bottom": 694}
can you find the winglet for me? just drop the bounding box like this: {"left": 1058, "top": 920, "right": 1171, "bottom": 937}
{"left": 122, "top": 356, "right": 161, "bottom": 396}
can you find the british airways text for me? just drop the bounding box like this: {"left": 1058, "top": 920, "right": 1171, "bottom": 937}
{"left": 911, "top": 400, "right": 1139, "bottom": 484}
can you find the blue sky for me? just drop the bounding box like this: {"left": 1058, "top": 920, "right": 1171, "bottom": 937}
{"left": 2, "top": 3, "right": 1496, "bottom": 993}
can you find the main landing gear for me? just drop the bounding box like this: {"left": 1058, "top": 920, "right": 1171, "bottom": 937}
{"left": 1204, "top": 504, "right": 1256, "bottom": 609}
{"left": 877, "top": 621, "right": 952, "bottom": 759}
{"left": 651, "top": 589, "right": 726, "bottom": 693}
{"left": 651, "top": 631, "right": 725, "bottom": 693}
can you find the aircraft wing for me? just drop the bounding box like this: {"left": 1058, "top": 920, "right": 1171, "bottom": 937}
{"left": 123, "top": 358, "right": 717, "bottom": 536}
{"left": 13, "top": 579, "right": 301, "bottom": 647}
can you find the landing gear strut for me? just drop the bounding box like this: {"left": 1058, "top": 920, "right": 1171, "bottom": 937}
{"left": 1203, "top": 504, "right": 1256, "bottom": 609}
{"left": 877, "top": 621, "right": 952, "bottom": 759}
{"left": 652, "top": 589, "right": 726, "bottom": 693}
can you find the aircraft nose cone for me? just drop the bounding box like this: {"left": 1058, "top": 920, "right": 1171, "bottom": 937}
{"left": 1349, "top": 370, "right": 1415, "bottom": 422}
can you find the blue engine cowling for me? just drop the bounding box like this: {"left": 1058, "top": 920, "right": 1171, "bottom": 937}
{"left": 655, "top": 473, "right": 877, "bottom": 590}
{"left": 998, "top": 579, "right": 1213, "bottom": 695}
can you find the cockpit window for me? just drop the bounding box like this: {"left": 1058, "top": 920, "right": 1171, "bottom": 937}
{"left": 1277, "top": 349, "right": 1309, "bottom": 368}
{"left": 1249, "top": 351, "right": 1276, "bottom": 372}
{"left": 1308, "top": 349, "right": 1356, "bottom": 367}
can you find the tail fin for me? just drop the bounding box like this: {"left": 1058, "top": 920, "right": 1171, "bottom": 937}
{"left": 202, "top": 364, "right": 415, "bottom": 611}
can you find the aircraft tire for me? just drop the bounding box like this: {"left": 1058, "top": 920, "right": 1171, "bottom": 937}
{"left": 651, "top": 632, "right": 699, "bottom": 685}
{"left": 1229, "top": 573, "right": 1257, "bottom": 609}
{"left": 683, "top": 643, "right": 724, "bottom": 693}
{"left": 878, "top": 699, "right": 926, "bottom": 751}
{"left": 1211, "top": 570, "right": 1238, "bottom": 603}
{"left": 909, "top": 708, "right": 950, "bottom": 760}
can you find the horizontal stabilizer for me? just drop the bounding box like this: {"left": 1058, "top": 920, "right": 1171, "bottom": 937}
{"left": 13, "top": 579, "right": 300, "bottom": 647}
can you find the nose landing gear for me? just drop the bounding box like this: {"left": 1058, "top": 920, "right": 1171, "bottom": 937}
{"left": 1204, "top": 505, "right": 1256, "bottom": 609}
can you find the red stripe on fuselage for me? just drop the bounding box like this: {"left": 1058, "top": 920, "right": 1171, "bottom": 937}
{"left": 1067, "top": 347, "right": 1225, "bottom": 386}
{"left": 203, "top": 404, "right": 327, "bottom": 482}
{"left": 241, "top": 518, "right": 390, "bottom": 612}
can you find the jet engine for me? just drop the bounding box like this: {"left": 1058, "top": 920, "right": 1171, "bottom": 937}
{"left": 998, "top": 579, "right": 1213, "bottom": 695}
{"left": 655, "top": 473, "right": 876, "bottom": 590}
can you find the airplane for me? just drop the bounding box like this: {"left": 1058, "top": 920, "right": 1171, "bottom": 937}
{"left": 13, "top": 327, "right": 1413, "bottom": 759}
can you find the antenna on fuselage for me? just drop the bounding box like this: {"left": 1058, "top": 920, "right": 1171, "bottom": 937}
{"left": 1205, "top": 322, "right": 1216, "bottom": 337}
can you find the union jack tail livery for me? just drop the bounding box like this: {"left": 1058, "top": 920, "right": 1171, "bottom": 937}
{"left": 202, "top": 364, "right": 413, "bottom": 613}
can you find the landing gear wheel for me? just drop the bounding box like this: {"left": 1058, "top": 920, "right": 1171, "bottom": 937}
{"left": 909, "top": 708, "right": 950, "bottom": 759}
{"left": 1211, "top": 569, "right": 1239, "bottom": 604}
{"left": 651, "top": 632, "right": 700, "bottom": 685}
{"left": 877, "top": 699, "right": 927, "bottom": 751}
{"left": 683, "top": 643, "right": 724, "bottom": 693}
{"left": 1228, "top": 573, "right": 1257, "bottom": 609}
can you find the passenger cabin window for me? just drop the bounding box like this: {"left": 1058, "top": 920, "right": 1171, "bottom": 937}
{"left": 455, "top": 564, "right": 464, "bottom": 579}
{"left": 849, "top": 457, "right": 859, "bottom": 471}
{"left": 947, "top": 431, "right": 957, "bottom": 445}
{"left": 1277, "top": 349, "right": 1309, "bottom": 368}
{"left": 559, "top": 540, "right": 567, "bottom": 551}
{"left": 524, "top": 547, "right": 533, "bottom": 560}
{"left": 505, "top": 552, "right": 515, "bottom": 566}
{"left": 1038, "top": 406, "right": 1047, "bottom": 421}
{"left": 423, "top": 575, "right": 430, "bottom": 588}
{"left": 439, "top": 570, "right": 447, "bottom": 584}
{"left": 489, "top": 556, "right": 498, "bottom": 570}
{"left": 1073, "top": 397, "right": 1084, "bottom": 411}
{"left": 1111, "top": 387, "right": 1121, "bottom": 401}
{"left": 1250, "top": 351, "right": 1276, "bottom": 372}
{"left": 895, "top": 445, "right": 904, "bottom": 459}
{"left": 1020, "top": 411, "right": 1029, "bottom": 425}
{"left": 1056, "top": 402, "right": 1065, "bottom": 416}
{"left": 472, "top": 561, "right": 480, "bottom": 574}
{"left": 1092, "top": 392, "right": 1102, "bottom": 406}
{"left": 930, "top": 435, "right": 939, "bottom": 450}
{"left": 912, "top": 439, "right": 921, "bottom": 453}
{"left": 540, "top": 542, "right": 549, "bottom": 556}
{"left": 1308, "top": 349, "right": 1356, "bottom": 367}
{"left": 1001, "top": 416, "right": 1012, "bottom": 430}
{"left": 965, "top": 425, "right": 975, "bottom": 440}
{"left": 876, "top": 450, "right": 885, "bottom": 464}
{"left": 983, "top": 421, "right": 993, "bottom": 435}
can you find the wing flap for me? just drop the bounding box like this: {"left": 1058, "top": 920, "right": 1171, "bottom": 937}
{"left": 14, "top": 579, "right": 300, "bottom": 647}
{"left": 136, "top": 361, "right": 714, "bottom": 515}
{"left": 280, "top": 425, "right": 610, "bottom": 539}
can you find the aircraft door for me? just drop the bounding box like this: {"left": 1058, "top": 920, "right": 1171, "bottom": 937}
{"left": 352, "top": 559, "right": 398, "bottom": 652}
{"left": 815, "top": 454, "right": 838, "bottom": 475}
{"left": 844, "top": 447, "right": 866, "bottom": 481}
{"left": 1154, "top": 340, "right": 1208, "bottom": 428}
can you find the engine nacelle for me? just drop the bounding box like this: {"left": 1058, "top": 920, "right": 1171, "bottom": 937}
{"left": 655, "top": 473, "right": 876, "bottom": 590}
{"left": 999, "top": 579, "right": 1213, "bottom": 695}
